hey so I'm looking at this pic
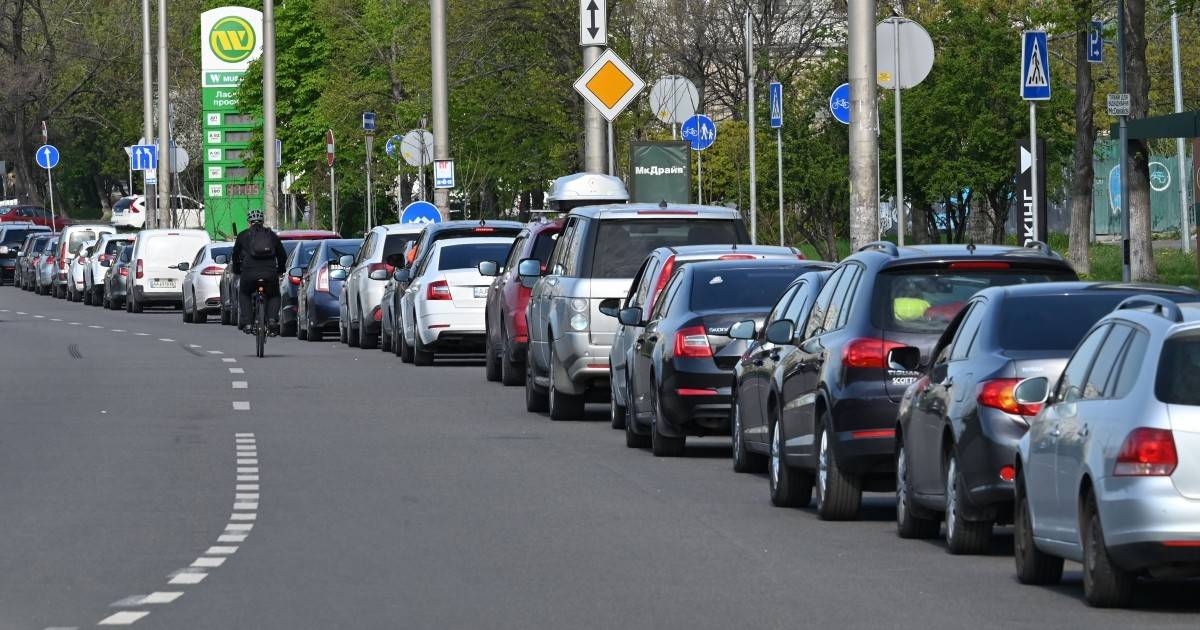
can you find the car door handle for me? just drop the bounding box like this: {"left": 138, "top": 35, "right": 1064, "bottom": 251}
{"left": 769, "top": 352, "right": 780, "bottom": 361}
{"left": 1049, "top": 426, "right": 1061, "bottom": 437}
{"left": 648, "top": 335, "right": 658, "bottom": 343}
{"left": 1080, "top": 424, "right": 1090, "bottom": 438}
{"left": 753, "top": 359, "right": 764, "bottom": 367}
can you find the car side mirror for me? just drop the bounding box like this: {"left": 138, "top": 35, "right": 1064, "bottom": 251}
{"left": 339, "top": 255, "right": 355, "bottom": 268}
{"left": 368, "top": 268, "right": 389, "bottom": 281}
{"left": 1014, "top": 377, "right": 1050, "bottom": 406}
{"left": 393, "top": 268, "right": 410, "bottom": 283}
{"left": 478, "top": 260, "right": 500, "bottom": 277}
{"left": 288, "top": 267, "right": 303, "bottom": 279}
{"left": 330, "top": 268, "right": 349, "bottom": 280}
{"left": 177, "top": 262, "right": 190, "bottom": 272}
{"left": 517, "top": 258, "right": 541, "bottom": 288}
{"left": 598, "top": 297, "right": 621, "bottom": 318}
{"left": 728, "top": 319, "right": 757, "bottom": 340}
{"left": 214, "top": 254, "right": 228, "bottom": 264}
{"left": 888, "top": 346, "right": 921, "bottom": 372}
{"left": 764, "top": 320, "right": 795, "bottom": 345}
{"left": 618, "top": 307, "right": 643, "bottom": 327}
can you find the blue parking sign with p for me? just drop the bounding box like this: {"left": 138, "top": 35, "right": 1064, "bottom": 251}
{"left": 1087, "top": 21, "right": 1103, "bottom": 63}
{"left": 1021, "top": 31, "right": 1051, "bottom": 101}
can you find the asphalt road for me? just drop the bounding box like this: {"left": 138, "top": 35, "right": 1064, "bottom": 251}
{"left": 2, "top": 286, "right": 1199, "bottom": 629}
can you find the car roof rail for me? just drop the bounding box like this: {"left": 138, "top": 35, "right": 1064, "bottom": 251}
{"left": 1115, "top": 295, "right": 1184, "bottom": 323}
{"left": 856, "top": 240, "right": 899, "bottom": 256}
{"left": 1023, "top": 240, "right": 1054, "bottom": 257}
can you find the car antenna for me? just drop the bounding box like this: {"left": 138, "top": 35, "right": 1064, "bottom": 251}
{"left": 659, "top": 199, "right": 668, "bottom": 208}
{"left": 966, "top": 239, "right": 976, "bottom": 254}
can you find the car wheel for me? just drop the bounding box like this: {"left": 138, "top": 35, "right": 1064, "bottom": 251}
{"left": 125, "top": 294, "right": 133, "bottom": 312}
{"left": 82, "top": 287, "right": 92, "bottom": 305}
{"left": 412, "top": 331, "right": 434, "bottom": 365}
{"left": 339, "top": 318, "right": 349, "bottom": 344}
{"left": 732, "top": 398, "right": 766, "bottom": 473}
{"left": 484, "top": 332, "right": 502, "bottom": 382}
{"left": 130, "top": 295, "right": 143, "bottom": 313}
{"left": 610, "top": 394, "right": 626, "bottom": 430}
{"left": 358, "top": 313, "right": 378, "bottom": 349}
{"left": 525, "top": 355, "right": 549, "bottom": 413}
{"left": 768, "top": 413, "right": 813, "bottom": 507}
{"left": 624, "top": 401, "right": 650, "bottom": 448}
{"left": 182, "top": 302, "right": 193, "bottom": 323}
{"left": 815, "top": 413, "right": 862, "bottom": 521}
{"left": 221, "top": 302, "right": 232, "bottom": 325}
{"left": 297, "top": 317, "right": 309, "bottom": 340}
{"left": 944, "top": 452, "right": 992, "bottom": 555}
{"left": 103, "top": 294, "right": 111, "bottom": 309}
{"left": 1082, "top": 493, "right": 1136, "bottom": 607}
{"left": 1014, "top": 472, "right": 1064, "bottom": 585}
{"left": 896, "top": 443, "right": 940, "bottom": 539}
{"left": 548, "top": 351, "right": 584, "bottom": 421}
{"left": 650, "top": 384, "right": 685, "bottom": 457}
{"left": 399, "top": 328, "right": 414, "bottom": 363}
{"left": 500, "top": 338, "right": 524, "bottom": 386}
{"left": 306, "top": 315, "right": 323, "bottom": 342}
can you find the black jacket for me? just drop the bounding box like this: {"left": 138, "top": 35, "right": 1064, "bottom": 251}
{"left": 231, "top": 224, "right": 287, "bottom": 275}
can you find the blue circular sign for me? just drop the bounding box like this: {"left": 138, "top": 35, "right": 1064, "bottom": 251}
{"left": 680, "top": 114, "right": 716, "bottom": 151}
{"left": 829, "top": 83, "right": 851, "bottom": 125}
{"left": 400, "top": 201, "right": 442, "bottom": 225}
{"left": 35, "top": 144, "right": 60, "bottom": 169}
{"left": 384, "top": 135, "right": 403, "bottom": 160}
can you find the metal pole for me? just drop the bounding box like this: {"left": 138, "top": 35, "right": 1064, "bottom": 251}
{"left": 607, "top": 121, "right": 615, "bottom": 176}
{"left": 156, "top": 0, "right": 170, "bottom": 228}
{"left": 330, "top": 164, "right": 338, "bottom": 233}
{"left": 263, "top": 0, "right": 279, "bottom": 227}
{"left": 847, "top": 0, "right": 879, "bottom": 250}
{"left": 1170, "top": 10, "right": 1190, "bottom": 253}
{"left": 141, "top": 0, "right": 156, "bottom": 226}
{"left": 697, "top": 151, "right": 703, "bottom": 204}
{"left": 1030, "top": 102, "right": 1039, "bottom": 245}
{"left": 776, "top": 128, "right": 784, "bottom": 245}
{"left": 1118, "top": 0, "right": 1131, "bottom": 282}
{"left": 584, "top": 47, "right": 605, "bottom": 173}
{"left": 46, "top": 166, "right": 55, "bottom": 228}
{"left": 746, "top": 11, "right": 757, "bottom": 244}
{"left": 893, "top": 18, "right": 905, "bottom": 246}
{"left": 431, "top": 0, "right": 451, "bottom": 218}
{"left": 365, "top": 134, "right": 374, "bottom": 229}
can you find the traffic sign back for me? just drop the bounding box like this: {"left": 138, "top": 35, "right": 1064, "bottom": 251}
{"left": 1021, "top": 31, "right": 1051, "bottom": 101}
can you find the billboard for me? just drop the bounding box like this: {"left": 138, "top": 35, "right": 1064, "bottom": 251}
{"left": 629, "top": 141, "right": 690, "bottom": 204}
{"left": 1016, "top": 138, "right": 1047, "bottom": 245}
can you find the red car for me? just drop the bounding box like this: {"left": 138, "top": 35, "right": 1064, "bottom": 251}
{"left": 0, "top": 205, "right": 72, "bottom": 229}
{"left": 480, "top": 218, "right": 563, "bottom": 385}
{"left": 277, "top": 229, "right": 342, "bottom": 240}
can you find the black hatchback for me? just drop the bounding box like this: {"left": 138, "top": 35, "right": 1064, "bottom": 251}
{"left": 894, "top": 281, "right": 1200, "bottom": 553}
{"left": 769, "top": 241, "right": 1077, "bottom": 520}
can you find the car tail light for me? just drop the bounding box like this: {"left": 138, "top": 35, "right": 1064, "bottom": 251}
{"left": 426, "top": 280, "right": 451, "bottom": 300}
{"left": 677, "top": 388, "right": 719, "bottom": 396}
{"left": 473, "top": 226, "right": 495, "bottom": 233}
{"left": 977, "top": 378, "right": 1042, "bottom": 416}
{"left": 368, "top": 261, "right": 393, "bottom": 277}
{"left": 948, "top": 261, "right": 1010, "bottom": 270}
{"left": 46, "top": 255, "right": 56, "bottom": 266}
{"left": 1114, "top": 428, "right": 1177, "bottom": 476}
{"left": 119, "top": 266, "right": 129, "bottom": 277}
{"left": 843, "top": 338, "right": 908, "bottom": 369}
{"left": 638, "top": 209, "right": 697, "bottom": 215}
{"left": 135, "top": 259, "right": 144, "bottom": 279}
{"left": 373, "top": 306, "right": 382, "bottom": 321}
{"left": 719, "top": 254, "right": 756, "bottom": 260}
{"left": 648, "top": 255, "right": 676, "bottom": 311}
{"left": 316, "top": 266, "right": 330, "bottom": 292}
{"left": 674, "top": 325, "right": 712, "bottom": 358}
{"left": 33, "top": 256, "right": 41, "bottom": 265}
{"left": 850, "top": 429, "right": 895, "bottom": 439}
{"left": 795, "top": 253, "right": 807, "bottom": 260}
{"left": 130, "top": 206, "right": 141, "bottom": 213}
{"left": 289, "top": 274, "right": 301, "bottom": 285}
{"left": 999, "top": 465, "right": 1016, "bottom": 482}
{"left": 202, "top": 265, "right": 224, "bottom": 276}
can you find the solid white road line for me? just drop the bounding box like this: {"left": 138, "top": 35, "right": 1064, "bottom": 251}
{"left": 232, "top": 381, "right": 248, "bottom": 389}
{"left": 97, "top": 611, "right": 149, "bottom": 625}
{"left": 232, "top": 402, "right": 250, "bottom": 411}
{"left": 229, "top": 367, "right": 245, "bottom": 374}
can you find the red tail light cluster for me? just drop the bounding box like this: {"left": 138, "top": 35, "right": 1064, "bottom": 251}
{"left": 316, "top": 266, "right": 330, "bottom": 293}
{"left": 977, "top": 378, "right": 1042, "bottom": 416}
{"left": 843, "top": 338, "right": 907, "bottom": 369}
{"left": 674, "top": 325, "right": 713, "bottom": 358}
{"left": 426, "top": 280, "right": 451, "bottom": 300}
{"left": 1114, "top": 428, "right": 1177, "bottom": 476}
{"left": 46, "top": 256, "right": 56, "bottom": 266}
{"left": 135, "top": 259, "right": 144, "bottom": 279}
{"left": 201, "top": 265, "right": 224, "bottom": 276}
{"left": 119, "top": 266, "right": 129, "bottom": 277}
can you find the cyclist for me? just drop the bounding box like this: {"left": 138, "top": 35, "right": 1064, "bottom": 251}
{"left": 231, "top": 209, "right": 287, "bottom": 334}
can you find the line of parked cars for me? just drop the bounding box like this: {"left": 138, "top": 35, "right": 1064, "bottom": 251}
{"left": 13, "top": 173, "right": 1200, "bottom": 610}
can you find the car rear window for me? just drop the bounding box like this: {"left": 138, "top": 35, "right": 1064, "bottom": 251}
{"left": 1156, "top": 332, "right": 1200, "bottom": 405}
{"left": 438, "top": 243, "right": 513, "bottom": 271}
{"left": 211, "top": 246, "right": 234, "bottom": 259}
{"left": 68, "top": 230, "right": 99, "bottom": 254}
{"left": 531, "top": 231, "right": 559, "bottom": 263}
{"left": 324, "top": 241, "right": 362, "bottom": 262}
{"left": 2, "top": 229, "right": 36, "bottom": 245}
{"left": 146, "top": 235, "right": 208, "bottom": 260}
{"left": 875, "top": 267, "right": 1075, "bottom": 334}
{"left": 591, "top": 219, "right": 744, "bottom": 278}
{"left": 282, "top": 241, "right": 300, "bottom": 256}
{"left": 119, "top": 246, "right": 133, "bottom": 262}
{"left": 689, "top": 266, "right": 801, "bottom": 312}
{"left": 104, "top": 239, "right": 134, "bottom": 254}
{"left": 1000, "top": 293, "right": 1198, "bottom": 351}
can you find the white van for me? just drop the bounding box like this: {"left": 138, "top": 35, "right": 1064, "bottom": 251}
{"left": 53, "top": 224, "right": 116, "bottom": 299}
{"left": 126, "top": 228, "right": 211, "bottom": 312}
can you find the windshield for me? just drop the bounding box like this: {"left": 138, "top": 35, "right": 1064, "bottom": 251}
{"left": 438, "top": 242, "right": 514, "bottom": 271}
{"left": 591, "top": 219, "right": 744, "bottom": 278}
{"left": 531, "top": 231, "right": 559, "bottom": 263}
{"left": 689, "top": 266, "right": 802, "bottom": 312}
{"left": 1000, "top": 293, "right": 1199, "bottom": 351}
{"left": 1157, "top": 332, "right": 1200, "bottom": 405}
{"left": 875, "top": 268, "right": 1076, "bottom": 335}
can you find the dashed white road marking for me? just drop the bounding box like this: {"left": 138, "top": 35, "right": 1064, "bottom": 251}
{"left": 70, "top": 322, "right": 81, "bottom": 325}
{"left": 236, "top": 467, "right": 258, "bottom": 474}
{"left": 234, "top": 503, "right": 259, "bottom": 511}
{"left": 234, "top": 432, "right": 253, "bottom": 437}
{"left": 50, "top": 317, "right": 61, "bottom": 321}
{"left": 232, "top": 381, "right": 248, "bottom": 389}
{"left": 237, "top": 474, "right": 259, "bottom": 481}
{"left": 111, "top": 329, "right": 126, "bottom": 332}
{"left": 208, "top": 350, "right": 224, "bottom": 355}
{"left": 88, "top": 325, "right": 103, "bottom": 328}
{"left": 158, "top": 338, "right": 174, "bottom": 342}
{"left": 232, "top": 401, "right": 250, "bottom": 411}
{"left": 206, "top": 546, "right": 238, "bottom": 555}
{"left": 235, "top": 493, "right": 260, "bottom": 500}
{"left": 0, "top": 308, "right": 8, "bottom": 312}
{"left": 33, "top": 315, "right": 44, "bottom": 318}
{"left": 225, "top": 523, "right": 254, "bottom": 532}
{"left": 235, "top": 444, "right": 255, "bottom": 450}
{"left": 236, "top": 484, "right": 259, "bottom": 491}
{"left": 189, "top": 344, "right": 202, "bottom": 348}
{"left": 97, "top": 611, "right": 149, "bottom": 625}
{"left": 228, "top": 367, "right": 245, "bottom": 374}
{"left": 218, "top": 534, "right": 247, "bottom": 543}
{"left": 112, "top": 592, "right": 182, "bottom": 606}
{"left": 223, "top": 358, "right": 237, "bottom": 363}
{"left": 229, "top": 512, "right": 257, "bottom": 521}
{"left": 191, "top": 557, "right": 225, "bottom": 568}
{"left": 134, "top": 332, "right": 148, "bottom": 336}
{"left": 15, "top": 311, "right": 26, "bottom": 314}
{"left": 167, "top": 571, "right": 206, "bottom": 585}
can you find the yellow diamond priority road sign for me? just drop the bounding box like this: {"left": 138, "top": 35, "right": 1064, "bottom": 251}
{"left": 573, "top": 49, "right": 645, "bottom": 122}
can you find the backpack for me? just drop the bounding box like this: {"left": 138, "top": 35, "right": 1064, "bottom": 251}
{"left": 249, "top": 227, "right": 276, "bottom": 259}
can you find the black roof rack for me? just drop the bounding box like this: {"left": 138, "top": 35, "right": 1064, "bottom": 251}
{"left": 1023, "top": 240, "right": 1054, "bottom": 257}
{"left": 1115, "top": 295, "right": 1184, "bottom": 323}
{"left": 857, "top": 240, "right": 899, "bottom": 256}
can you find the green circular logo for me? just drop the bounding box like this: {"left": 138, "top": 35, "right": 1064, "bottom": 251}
{"left": 209, "top": 16, "right": 256, "bottom": 63}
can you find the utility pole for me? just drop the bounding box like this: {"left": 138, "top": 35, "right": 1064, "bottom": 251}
{"left": 745, "top": 11, "right": 757, "bottom": 244}
{"left": 1117, "top": 0, "right": 1131, "bottom": 282}
{"left": 141, "top": 0, "right": 157, "bottom": 226}
{"left": 262, "top": 0, "right": 279, "bottom": 227}
{"left": 583, "top": 46, "right": 606, "bottom": 173}
{"left": 1170, "top": 10, "right": 1190, "bottom": 253}
{"left": 847, "top": 0, "right": 879, "bottom": 250}
{"left": 156, "top": 0, "right": 171, "bottom": 228}
{"left": 430, "top": 0, "right": 450, "bottom": 218}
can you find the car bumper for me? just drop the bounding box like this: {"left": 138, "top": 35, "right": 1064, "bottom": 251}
{"left": 1094, "top": 475, "right": 1200, "bottom": 572}
{"left": 193, "top": 278, "right": 223, "bottom": 312}
{"left": 653, "top": 358, "right": 735, "bottom": 437}
{"left": 550, "top": 331, "right": 610, "bottom": 396}
{"left": 417, "top": 309, "right": 486, "bottom": 350}
{"left": 134, "top": 285, "right": 183, "bottom": 304}
{"left": 955, "top": 409, "right": 1029, "bottom": 522}
{"left": 830, "top": 388, "right": 900, "bottom": 478}
{"left": 308, "top": 294, "right": 341, "bottom": 329}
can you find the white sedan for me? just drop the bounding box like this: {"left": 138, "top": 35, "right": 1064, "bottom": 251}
{"left": 181, "top": 241, "right": 233, "bottom": 323}
{"left": 399, "top": 236, "right": 515, "bottom": 366}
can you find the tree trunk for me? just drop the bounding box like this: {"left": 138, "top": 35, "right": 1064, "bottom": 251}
{"left": 1069, "top": 16, "right": 1094, "bottom": 275}
{"left": 909, "top": 204, "right": 928, "bottom": 244}
{"left": 1125, "top": 0, "right": 1156, "bottom": 280}
{"left": 967, "top": 193, "right": 991, "bottom": 244}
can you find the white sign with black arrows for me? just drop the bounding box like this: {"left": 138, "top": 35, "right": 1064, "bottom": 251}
{"left": 580, "top": 0, "right": 606, "bottom": 46}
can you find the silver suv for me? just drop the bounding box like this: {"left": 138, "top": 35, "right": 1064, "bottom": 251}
{"left": 1013, "top": 296, "right": 1200, "bottom": 607}
{"left": 520, "top": 203, "right": 751, "bottom": 420}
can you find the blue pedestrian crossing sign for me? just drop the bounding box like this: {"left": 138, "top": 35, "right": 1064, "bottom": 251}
{"left": 35, "top": 144, "right": 60, "bottom": 170}
{"left": 1087, "top": 21, "right": 1103, "bottom": 63}
{"left": 680, "top": 114, "right": 716, "bottom": 151}
{"left": 130, "top": 144, "right": 157, "bottom": 171}
{"left": 769, "top": 82, "right": 783, "bottom": 129}
{"left": 1021, "top": 31, "right": 1051, "bottom": 101}
{"left": 400, "top": 201, "right": 442, "bottom": 225}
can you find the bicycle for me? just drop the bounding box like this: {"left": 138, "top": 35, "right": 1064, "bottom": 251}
{"left": 250, "top": 278, "right": 270, "bottom": 357}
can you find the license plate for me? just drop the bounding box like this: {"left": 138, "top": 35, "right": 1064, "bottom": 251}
{"left": 473, "top": 286, "right": 488, "bottom": 298}
{"left": 152, "top": 278, "right": 175, "bottom": 288}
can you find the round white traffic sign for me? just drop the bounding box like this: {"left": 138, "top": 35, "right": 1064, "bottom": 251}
{"left": 400, "top": 130, "right": 435, "bottom": 167}
{"left": 649, "top": 75, "right": 699, "bottom": 125}
{"left": 876, "top": 18, "right": 935, "bottom": 90}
